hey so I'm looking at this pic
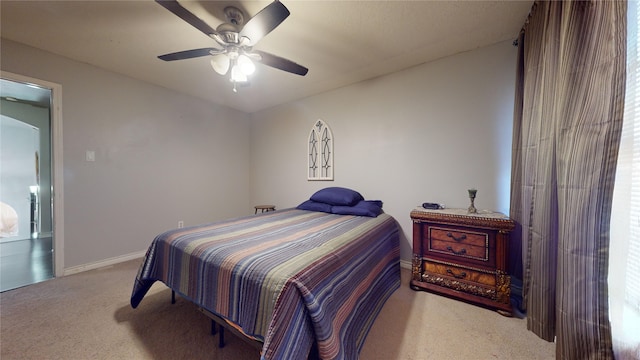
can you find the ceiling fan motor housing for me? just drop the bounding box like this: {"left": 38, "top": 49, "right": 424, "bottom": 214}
{"left": 216, "top": 23, "right": 240, "bottom": 43}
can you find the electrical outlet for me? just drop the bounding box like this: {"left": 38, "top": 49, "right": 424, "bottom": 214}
{"left": 85, "top": 150, "right": 95, "bottom": 162}
{"left": 178, "top": 220, "right": 184, "bottom": 228}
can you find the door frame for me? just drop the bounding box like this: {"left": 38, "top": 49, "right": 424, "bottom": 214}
{"left": 1, "top": 71, "right": 64, "bottom": 276}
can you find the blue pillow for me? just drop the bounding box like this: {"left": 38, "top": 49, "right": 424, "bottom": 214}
{"left": 310, "top": 187, "right": 364, "bottom": 206}
{"left": 363, "top": 200, "right": 383, "bottom": 208}
{"left": 331, "top": 200, "right": 383, "bottom": 217}
{"left": 296, "top": 200, "right": 333, "bottom": 213}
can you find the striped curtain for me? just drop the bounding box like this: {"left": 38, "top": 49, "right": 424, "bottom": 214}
{"left": 510, "top": 1, "right": 626, "bottom": 359}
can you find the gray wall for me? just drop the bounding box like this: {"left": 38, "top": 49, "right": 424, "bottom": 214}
{"left": 249, "top": 41, "right": 517, "bottom": 262}
{"left": 1, "top": 38, "right": 517, "bottom": 269}
{"left": 1, "top": 39, "right": 251, "bottom": 269}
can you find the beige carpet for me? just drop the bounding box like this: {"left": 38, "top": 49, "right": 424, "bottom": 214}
{"left": 0, "top": 259, "right": 555, "bottom": 359}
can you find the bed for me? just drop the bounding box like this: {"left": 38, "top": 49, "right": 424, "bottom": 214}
{"left": 130, "top": 188, "right": 401, "bottom": 360}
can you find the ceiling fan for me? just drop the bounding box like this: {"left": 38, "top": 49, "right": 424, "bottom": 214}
{"left": 155, "top": 0, "right": 308, "bottom": 92}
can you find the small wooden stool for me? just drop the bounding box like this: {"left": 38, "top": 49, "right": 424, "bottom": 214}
{"left": 254, "top": 205, "right": 276, "bottom": 214}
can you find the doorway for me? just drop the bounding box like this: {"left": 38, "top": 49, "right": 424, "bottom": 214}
{"left": 0, "top": 75, "right": 62, "bottom": 291}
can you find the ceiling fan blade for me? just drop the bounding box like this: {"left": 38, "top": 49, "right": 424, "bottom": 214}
{"left": 239, "top": 1, "right": 290, "bottom": 46}
{"left": 158, "top": 48, "right": 221, "bottom": 61}
{"left": 156, "top": 0, "right": 216, "bottom": 37}
{"left": 253, "top": 50, "right": 308, "bottom": 76}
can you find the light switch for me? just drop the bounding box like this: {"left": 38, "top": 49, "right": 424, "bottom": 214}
{"left": 86, "top": 150, "right": 95, "bottom": 162}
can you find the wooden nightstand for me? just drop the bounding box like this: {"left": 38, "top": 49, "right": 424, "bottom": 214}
{"left": 410, "top": 207, "right": 515, "bottom": 316}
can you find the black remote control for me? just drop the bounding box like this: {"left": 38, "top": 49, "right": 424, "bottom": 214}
{"left": 422, "top": 202, "right": 441, "bottom": 210}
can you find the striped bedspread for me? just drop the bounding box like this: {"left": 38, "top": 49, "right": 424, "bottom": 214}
{"left": 130, "top": 208, "right": 400, "bottom": 360}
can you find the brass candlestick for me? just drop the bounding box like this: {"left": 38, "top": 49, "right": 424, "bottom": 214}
{"left": 468, "top": 189, "right": 477, "bottom": 214}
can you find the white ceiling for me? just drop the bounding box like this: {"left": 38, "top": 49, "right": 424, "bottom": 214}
{"left": 0, "top": 0, "right": 532, "bottom": 113}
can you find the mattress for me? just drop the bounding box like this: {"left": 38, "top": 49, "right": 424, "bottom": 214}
{"left": 131, "top": 208, "right": 400, "bottom": 359}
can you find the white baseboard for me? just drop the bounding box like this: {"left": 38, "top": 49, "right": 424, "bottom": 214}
{"left": 63, "top": 250, "right": 146, "bottom": 276}
{"left": 400, "top": 259, "right": 412, "bottom": 270}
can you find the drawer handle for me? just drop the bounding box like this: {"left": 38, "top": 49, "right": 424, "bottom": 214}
{"left": 446, "top": 246, "right": 467, "bottom": 256}
{"left": 446, "top": 269, "right": 467, "bottom": 279}
{"left": 446, "top": 232, "right": 467, "bottom": 242}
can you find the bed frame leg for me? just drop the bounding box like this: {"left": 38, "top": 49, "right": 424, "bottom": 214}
{"left": 218, "top": 327, "right": 225, "bottom": 348}
{"left": 208, "top": 319, "right": 224, "bottom": 348}
{"left": 171, "top": 290, "right": 176, "bottom": 304}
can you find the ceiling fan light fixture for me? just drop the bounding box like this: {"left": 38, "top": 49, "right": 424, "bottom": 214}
{"left": 211, "top": 54, "right": 230, "bottom": 75}
{"left": 230, "top": 64, "right": 248, "bottom": 83}
{"left": 237, "top": 54, "right": 255, "bottom": 75}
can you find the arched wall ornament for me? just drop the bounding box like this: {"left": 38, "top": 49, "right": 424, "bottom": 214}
{"left": 307, "top": 119, "right": 333, "bottom": 181}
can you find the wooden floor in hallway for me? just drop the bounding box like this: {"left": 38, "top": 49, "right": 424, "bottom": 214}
{"left": 0, "top": 236, "right": 53, "bottom": 292}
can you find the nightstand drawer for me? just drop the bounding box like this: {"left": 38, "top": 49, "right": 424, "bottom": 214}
{"left": 423, "top": 259, "right": 496, "bottom": 287}
{"left": 427, "top": 227, "right": 489, "bottom": 261}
